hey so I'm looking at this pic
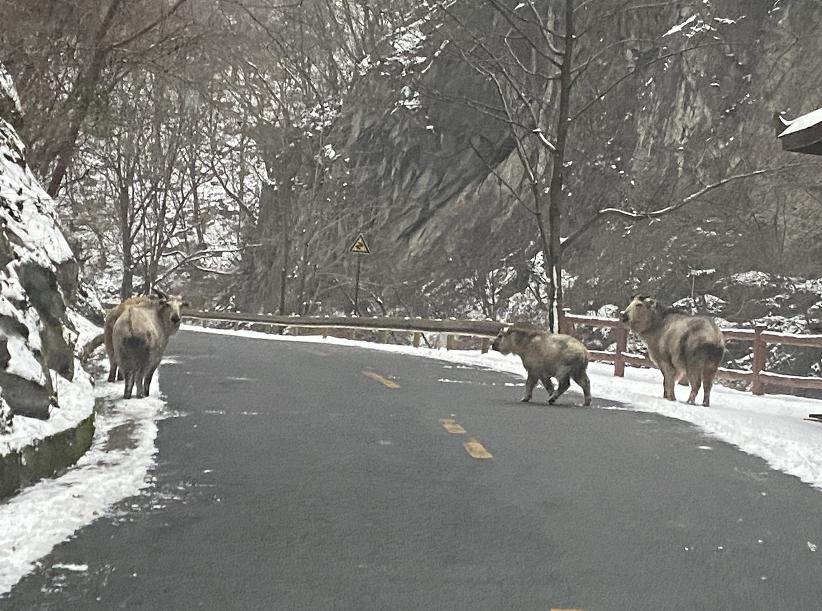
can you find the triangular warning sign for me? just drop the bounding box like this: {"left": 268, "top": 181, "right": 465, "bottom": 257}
{"left": 350, "top": 233, "right": 371, "bottom": 254}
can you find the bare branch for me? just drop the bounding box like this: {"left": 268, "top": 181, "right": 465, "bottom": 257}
{"left": 155, "top": 246, "right": 251, "bottom": 285}
{"left": 563, "top": 164, "right": 811, "bottom": 251}
{"left": 110, "top": 0, "right": 191, "bottom": 50}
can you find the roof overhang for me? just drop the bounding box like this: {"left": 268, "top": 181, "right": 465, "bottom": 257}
{"left": 776, "top": 108, "right": 822, "bottom": 155}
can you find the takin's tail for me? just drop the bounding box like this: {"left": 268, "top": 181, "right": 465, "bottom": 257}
{"left": 695, "top": 342, "right": 725, "bottom": 371}
{"left": 120, "top": 335, "right": 150, "bottom": 369}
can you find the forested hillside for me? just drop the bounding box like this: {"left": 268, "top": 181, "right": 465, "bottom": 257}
{"left": 2, "top": 0, "right": 820, "bottom": 328}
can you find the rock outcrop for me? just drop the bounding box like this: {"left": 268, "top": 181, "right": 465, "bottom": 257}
{"left": 280, "top": 0, "right": 822, "bottom": 316}
{"left": 0, "top": 64, "right": 101, "bottom": 425}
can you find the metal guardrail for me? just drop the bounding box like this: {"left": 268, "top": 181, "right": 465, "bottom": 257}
{"left": 183, "top": 310, "right": 504, "bottom": 336}
{"left": 182, "top": 310, "right": 504, "bottom": 352}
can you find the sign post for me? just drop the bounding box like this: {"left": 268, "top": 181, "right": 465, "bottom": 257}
{"left": 349, "top": 233, "right": 371, "bottom": 315}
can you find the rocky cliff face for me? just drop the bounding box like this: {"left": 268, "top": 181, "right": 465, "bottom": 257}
{"left": 314, "top": 0, "right": 822, "bottom": 316}
{"left": 0, "top": 65, "right": 100, "bottom": 427}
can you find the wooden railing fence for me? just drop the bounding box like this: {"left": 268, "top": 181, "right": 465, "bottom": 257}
{"left": 561, "top": 311, "right": 822, "bottom": 396}
{"left": 180, "top": 309, "right": 822, "bottom": 397}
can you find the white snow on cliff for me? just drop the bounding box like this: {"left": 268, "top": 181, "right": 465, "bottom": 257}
{"left": 0, "top": 73, "right": 96, "bottom": 438}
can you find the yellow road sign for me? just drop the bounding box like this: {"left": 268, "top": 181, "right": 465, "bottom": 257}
{"left": 350, "top": 233, "right": 371, "bottom": 254}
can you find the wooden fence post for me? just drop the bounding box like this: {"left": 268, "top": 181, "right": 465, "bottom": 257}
{"left": 446, "top": 334, "right": 456, "bottom": 351}
{"left": 412, "top": 332, "right": 421, "bottom": 348}
{"left": 751, "top": 324, "right": 768, "bottom": 395}
{"left": 614, "top": 325, "right": 628, "bottom": 377}
{"left": 480, "top": 337, "right": 490, "bottom": 354}
{"left": 560, "top": 308, "right": 572, "bottom": 335}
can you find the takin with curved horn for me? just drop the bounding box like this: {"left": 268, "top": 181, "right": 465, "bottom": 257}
{"left": 112, "top": 294, "right": 188, "bottom": 398}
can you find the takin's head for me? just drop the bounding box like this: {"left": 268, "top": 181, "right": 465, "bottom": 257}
{"left": 620, "top": 294, "right": 665, "bottom": 334}
{"left": 491, "top": 327, "right": 525, "bottom": 355}
{"left": 152, "top": 288, "right": 189, "bottom": 333}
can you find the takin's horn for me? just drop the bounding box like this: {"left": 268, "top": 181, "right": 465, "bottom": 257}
{"left": 151, "top": 287, "right": 169, "bottom": 299}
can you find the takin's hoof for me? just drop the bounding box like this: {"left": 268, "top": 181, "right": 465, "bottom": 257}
{"left": 520, "top": 397, "right": 531, "bottom": 403}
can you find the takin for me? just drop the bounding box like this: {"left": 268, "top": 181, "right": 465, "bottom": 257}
{"left": 621, "top": 295, "right": 725, "bottom": 406}
{"left": 112, "top": 290, "right": 188, "bottom": 399}
{"left": 104, "top": 293, "right": 159, "bottom": 382}
{"left": 492, "top": 327, "right": 592, "bottom": 406}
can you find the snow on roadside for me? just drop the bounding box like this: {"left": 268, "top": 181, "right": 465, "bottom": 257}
{"left": 0, "top": 362, "right": 94, "bottom": 457}
{"left": 184, "top": 325, "right": 822, "bottom": 491}
{"left": 0, "top": 377, "right": 168, "bottom": 594}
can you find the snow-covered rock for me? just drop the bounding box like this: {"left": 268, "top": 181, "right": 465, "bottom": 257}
{"left": 0, "top": 66, "right": 101, "bottom": 428}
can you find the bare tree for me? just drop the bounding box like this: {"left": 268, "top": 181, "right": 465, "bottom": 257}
{"left": 422, "top": 0, "right": 813, "bottom": 326}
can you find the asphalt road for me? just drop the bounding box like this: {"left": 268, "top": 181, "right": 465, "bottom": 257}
{"left": 4, "top": 330, "right": 822, "bottom": 610}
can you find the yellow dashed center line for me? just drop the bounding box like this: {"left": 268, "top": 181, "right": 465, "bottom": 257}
{"left": 362, "top": 371, "right": 400, "bottom": 389}
{"left": 440, "top": 419, "right": 467, "bottom": 434}
{"left": 463, "top": 438, "right": 493, "bottom": 460}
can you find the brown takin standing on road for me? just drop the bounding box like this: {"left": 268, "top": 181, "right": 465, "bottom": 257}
{"left": 112, "top": 290, "right": 188, "bottom": 399}
{"left": 492, "top": 327, "right": 592, "bottom": 406}
{"left": 104, "top": 294, "right": 159, "bottom": 382}
{"left": 621, "top": 295, "right": 725, "bottom": 406}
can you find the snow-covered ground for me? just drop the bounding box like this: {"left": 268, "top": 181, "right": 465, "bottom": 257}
{"left": 0, "top": 377, "right": 169, "bottom": 594}
{"left": 1, "top": 324, "right": 821, "bottom": 595}
{"left": 0, "top": 362, "right": 95, "bottom": 457}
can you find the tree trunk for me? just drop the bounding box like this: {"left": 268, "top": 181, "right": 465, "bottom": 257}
{"left": 120, "top": 232, "right": 134, "bottom": 299}
{"left": 545, "top": 0, "right": 575, "bottom": 332}
{"left": 46, "top": 0, "right": 124, "bottom": 198}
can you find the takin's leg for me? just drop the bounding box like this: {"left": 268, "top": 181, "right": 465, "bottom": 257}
{"left": 540, "top": 376, "right": 555, "bottom": 396}
{"left": 522, "top": 373, "right": 538, "bottom": 402}
{"left": 573, "top": 370, "right": 592, "bottom": 407}
{"left": 547, "top": 370, "right": 572, "bottom": 405}
{"left": 123, "top": 371, "right": 136, "bottom": 399}
{"left": 701, "top": 367, "right": 717, "bottom": 407}
{"left": 105, "top": 327, "right": 117, "bottom": 382}
{"left": 135, "top": 369, "right": 148, "bottom": 399}
{"left": 658, "top": 361, "right": 678, "bottom": 401}
{"left": 107, "top": 359, "right": 118, "bottom": 383}
{"left": 686, "top": 364, "right": 702, "bottom": 405}
{"left": 142, "top": 367, "right": 156, "bottom": 398}
{"left": 109, "top": 362, "right": 124, "bottom": 382}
